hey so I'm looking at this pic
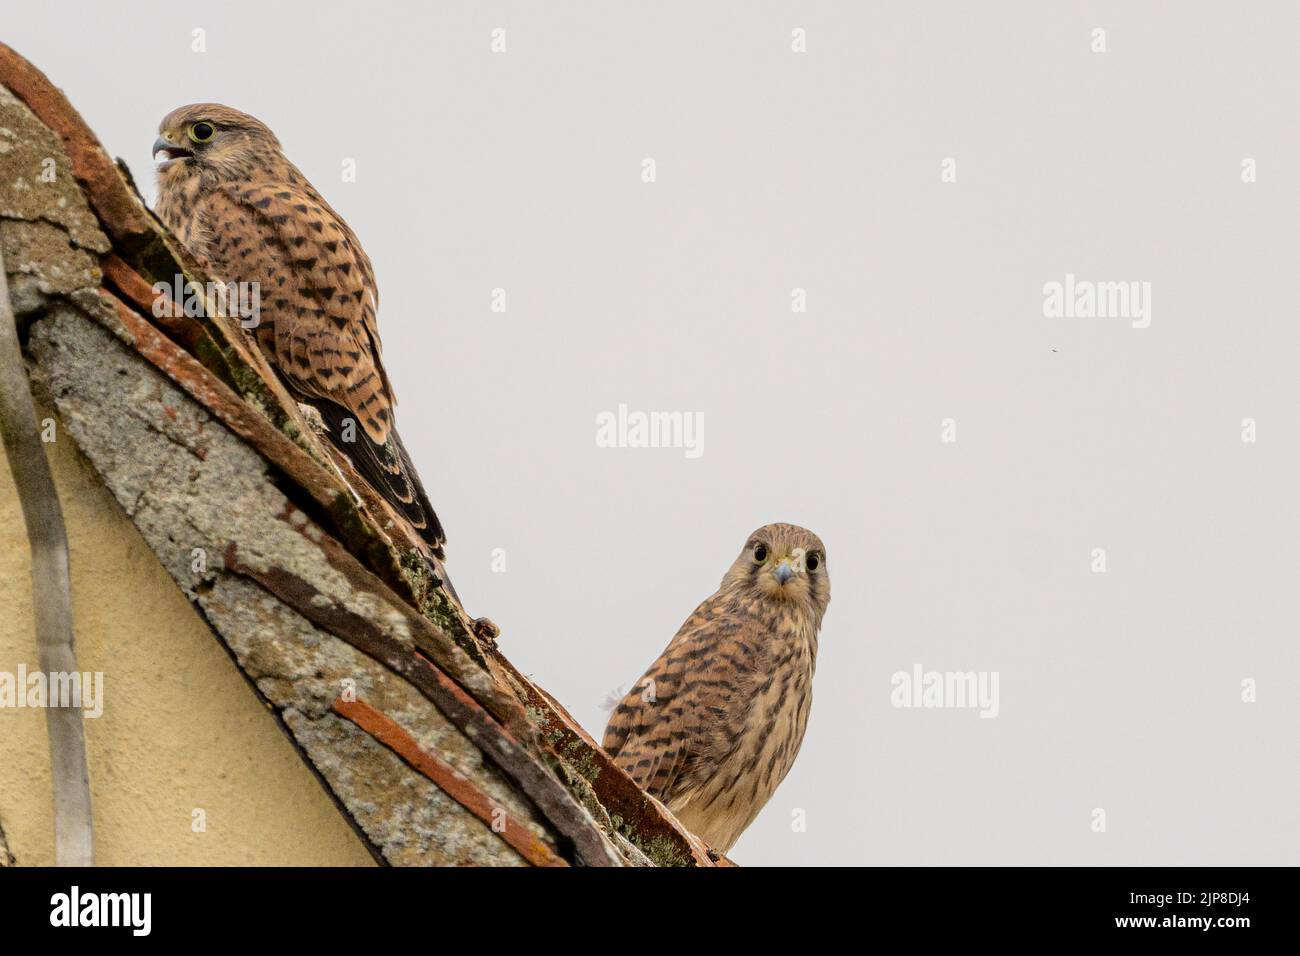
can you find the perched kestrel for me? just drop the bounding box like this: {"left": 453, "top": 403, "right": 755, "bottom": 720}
{"left": 603, "top": 523, "right": 830, "bottom": 853}
{"left": 151, "top": 105, "right": 448, "bottom": 561}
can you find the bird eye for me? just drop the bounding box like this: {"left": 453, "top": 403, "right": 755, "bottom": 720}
{"left": 188, "top": 122, "right": 215, "bottom": 143}
{"left": 752, "top": 544, "right": 769, "bottom": 563}
{"left": 806, "top": 552, "right": 822, "bottom": 571}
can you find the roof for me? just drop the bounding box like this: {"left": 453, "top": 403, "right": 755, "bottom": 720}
{"left": 0, "top": 42, "right": 724, "bottom": 867}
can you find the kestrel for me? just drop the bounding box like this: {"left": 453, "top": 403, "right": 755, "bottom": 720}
{"left": 603, "top": 523, "right": 830, "bottom": 853}
{"left": 151, "top": 105, "right": 448, "bottom": 562}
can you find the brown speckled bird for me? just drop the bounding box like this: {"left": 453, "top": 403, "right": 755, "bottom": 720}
{"left": 152, "top": 104, "right": 447, "bottom": 559}
{"left": 603, "top": 523, "right": 829, "bottom": 853}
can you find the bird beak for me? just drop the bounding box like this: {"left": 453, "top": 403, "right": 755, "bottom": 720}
{"left": 153, "top": 135, "right": 192, "bottom": 169}
{"left": 774, "top": 560, "right": 795, "bottom": 585}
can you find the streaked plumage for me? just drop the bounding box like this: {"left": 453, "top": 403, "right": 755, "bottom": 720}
{"left": 603, "top": 523, "right": 830, "bottom": 853}
{"left": 152, "top": 104, "right": 446, "bottom": 555}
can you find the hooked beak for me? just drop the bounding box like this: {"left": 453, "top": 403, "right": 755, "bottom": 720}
{"left": 153, "top": 136, "right": 193, "bottom": 170}
{"left": 774, "top": 560, "right": 794, "bottom": 585}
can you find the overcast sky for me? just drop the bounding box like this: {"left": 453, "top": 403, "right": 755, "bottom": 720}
{"left": 6, "top": 1, "right": 1299, "bottom": 864}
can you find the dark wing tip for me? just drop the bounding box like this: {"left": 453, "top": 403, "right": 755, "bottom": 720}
{"left": 314, "top": 401, "right": 447, "bottom": 556}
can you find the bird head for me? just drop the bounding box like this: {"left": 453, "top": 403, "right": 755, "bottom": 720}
{"left": 723, "top": 523, "right": 830, "bottom": 617}
{"left": 154, "top": 104, "right": 282, "bottom": 186}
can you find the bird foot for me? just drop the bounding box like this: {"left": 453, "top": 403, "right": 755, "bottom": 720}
{"left": 297, "top": 406, "right": 363, "bottom": 508}
{"left": 296, "top": 402, "right": 327, "bottom": 436}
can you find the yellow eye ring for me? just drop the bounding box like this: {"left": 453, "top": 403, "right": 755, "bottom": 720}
{"left": 188, "top": 122, "right": 215, "bottom": 143}
{"left": 752, "top": 544, "right": 769, "bottom": 564}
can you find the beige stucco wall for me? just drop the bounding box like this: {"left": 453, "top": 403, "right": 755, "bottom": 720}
{"left": 0, "top": 412, "right": 374, "bottom": 866}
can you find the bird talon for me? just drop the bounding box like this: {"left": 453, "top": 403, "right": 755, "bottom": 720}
{"left": 296, "top": 402, "right": 327, "bottom": 436}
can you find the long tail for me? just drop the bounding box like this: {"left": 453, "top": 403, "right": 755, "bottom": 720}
{"left": 315, "top": 402, "right": 456, "bottom": 596}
